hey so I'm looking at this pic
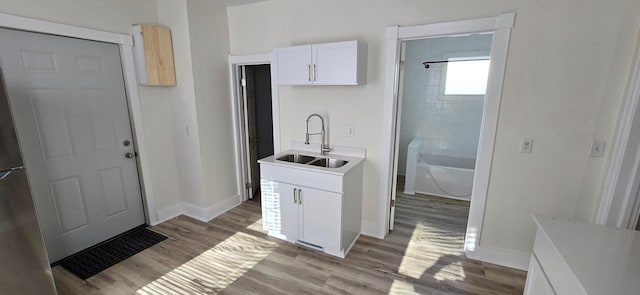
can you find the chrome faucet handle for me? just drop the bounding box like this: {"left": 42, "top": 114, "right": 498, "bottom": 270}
{"left": 321, "top": 145, "right": 332, "bottom": 155}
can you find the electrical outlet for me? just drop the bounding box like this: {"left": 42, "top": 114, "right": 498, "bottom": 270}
{"left": 347, "top": 124, "right": 354, "bottom": 137}
{"left": 519, "top": 138, "right": 533, "bottom": 153}
{"left": 590, "top": 140, "right": 606, "bottom": 157}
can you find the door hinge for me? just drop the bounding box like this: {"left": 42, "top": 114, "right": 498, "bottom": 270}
{"left": 390, "top": 199, "right": 395, "bottom": 207}
{"left": 245, "top": 182, "right": 252, "bottom": 189}
{"left": 241, "top": 78, "right": 247, "bottom": 87}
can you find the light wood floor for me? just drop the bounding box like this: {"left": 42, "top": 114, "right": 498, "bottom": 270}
{"left": 53, "top": 191, "right": 526, "bottom": 294}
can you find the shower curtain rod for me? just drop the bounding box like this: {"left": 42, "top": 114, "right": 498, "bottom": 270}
{"left": 422, "top": 58, "right": 489, "bottom": 69}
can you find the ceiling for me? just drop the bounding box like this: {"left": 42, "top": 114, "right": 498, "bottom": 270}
{"left": 216, "top": 0, "right": 269, "bottom": 7}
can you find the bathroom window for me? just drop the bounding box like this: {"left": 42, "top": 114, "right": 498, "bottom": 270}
{"left": 444, "top": 57, "right": 490, "bottom": 95}
{"left": 439, "top": 51, "right": 490, "bottom": 101}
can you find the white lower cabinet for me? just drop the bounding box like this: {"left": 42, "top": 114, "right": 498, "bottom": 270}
{"left": 261, "top": 179, "right": 344, "bottom": 255}
{"left": 524, "top": 255, "right": 555, "bottom": 295}
{"left": 259, "top": 160, "right": 363, "bottom": 258}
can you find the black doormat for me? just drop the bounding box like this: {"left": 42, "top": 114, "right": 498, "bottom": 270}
{"left": 59, "top": 226, "right": 167, "bottom": 280}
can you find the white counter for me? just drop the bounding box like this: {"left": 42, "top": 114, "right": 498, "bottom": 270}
{"left": 525, "top": 216, "right": 640, "bottom": 294}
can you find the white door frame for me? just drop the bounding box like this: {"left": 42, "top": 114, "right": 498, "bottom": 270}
{"left": 596, "top": 45, "right": 640, "bottom": 229}
{"left": 228, "top": 53, "right": 280, "bottom": 202}
{"left": 0, "top": 13, "right": 160, "bottom": 225}
{"left": 379, "top": 13, "right": 515, "bottom": 255}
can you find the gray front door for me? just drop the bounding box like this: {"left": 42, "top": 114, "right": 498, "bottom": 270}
{"left": 0, "top": 28, "right": 145, "bottom": 262}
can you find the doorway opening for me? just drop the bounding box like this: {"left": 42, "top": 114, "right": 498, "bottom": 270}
{"left": 394, "top": 33, "right": 494, "bottom": 242}
{"left": 237, "top": 64, "right": 274, "bottom": 203}
{"left": 380, "top": 14, "right": 515, "bottom": 264}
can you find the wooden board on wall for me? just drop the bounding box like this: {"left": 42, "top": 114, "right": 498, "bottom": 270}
{"left": 132, "top": 24, "right": 176, "bottom": 86}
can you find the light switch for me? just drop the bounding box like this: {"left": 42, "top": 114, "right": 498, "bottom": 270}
{"left": 347, "top": 124, "right": 354, "bottom": 137}
{"left": 590, "top": 140, "right": 606, "bottom": 157}
{"left": 520, "top": 138, "right": 533, "bottom": 153}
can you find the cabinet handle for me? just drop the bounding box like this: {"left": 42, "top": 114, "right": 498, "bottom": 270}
{"left": 298, "top": 189, "right": 302, "bottom": 204}
{"left": 313, "top": 64, "right": 317, "bottom": 81}
{"left": 293, "top": 188, "right": 298, "bottom": 203}
{"left": 308, "top": 64, "right": 311, "bottom": 82}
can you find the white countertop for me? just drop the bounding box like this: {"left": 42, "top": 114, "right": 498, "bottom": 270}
{"left": 534, "top": 216, "right": 640, "bottom": 295}
{"left": 258, "top": 149, "right": 365, "bottom": 176}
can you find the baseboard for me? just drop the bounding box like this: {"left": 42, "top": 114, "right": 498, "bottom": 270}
{"left": 465, "top": 246, "right": 530, "bottom": 271}
{"left": 361, "top": 220, "right": 385, "bottom": 239}
{"left": 181, "top": 203, "right": 209, "bottom": 222}
{"left": 154, "top": 203, "right": 183, "bottom": 225}
{"left": 182, "top": 194, "right": 241, "bottom": 222}
{"left": 155, "top": 195, "right": 241, "bottom": 224}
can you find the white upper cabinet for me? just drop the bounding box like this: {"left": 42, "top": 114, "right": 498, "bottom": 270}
{"left": 274, "top": 45, "right": 313, "bottom": 85}
{"left": 275, "top": 40, "right": 367, "bottom": 85}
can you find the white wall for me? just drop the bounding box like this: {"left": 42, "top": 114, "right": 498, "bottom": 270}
{"left": 156, "top": 0, "right": 207, "bottom": 208}
{"left": 0, "top": 0, "right": 183, "bottom": 212}
{"left": 155, "top": 0, "right": 239, "bottom": 212}
{"left": 187, "top": 0, "right": 238, "bottom": 208}
{"left": 398, "top": 35, "right": 492, "bottom": 175}
{"left": 227, "top": 0, "right": 640, "bottom": 258}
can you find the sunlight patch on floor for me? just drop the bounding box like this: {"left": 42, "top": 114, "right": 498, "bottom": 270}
{"left": 432, "top": 260, "right": 465, "bottom": 281}
{"left": 136, "top": 231, "right": 277, "bottom": 295}
{"left": 246, "top": 217, "right": 265, "bottom": 233}
{"left": 397, "top": 222, "right": 466, "bottom": 282}
{"left": 388, "top": 279, "right": 418, "bottom": 294}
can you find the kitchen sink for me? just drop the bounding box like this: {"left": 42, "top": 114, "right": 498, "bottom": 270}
{"left": 308, "top": 158, "right": 349, "bottom": 168}
{"left": 276, "top": 154, "right": 316, "bottom": 164}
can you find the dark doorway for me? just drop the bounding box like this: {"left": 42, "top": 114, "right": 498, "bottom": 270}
{"left": 242, "top": 64, "right": 273, "bottom": 203}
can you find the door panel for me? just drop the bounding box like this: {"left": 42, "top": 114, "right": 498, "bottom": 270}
{"left": 261, "top": 179, "right": 297, "bottom": 240}
{"left": 313, "top": 42, "right": 358, "bottom": 84}
{"left": 298, "top": 187, "right": 341, "bottom": 248}
{"left": 50, "top": 176, "right": 88, "bottom": 233}
{"left": 0, "top": 28, "right": 145, "bottom": 262}
{"left": 279, "top": 183, "right": 298, "bottom": 241}
{"left": 275, "top": 45, "right": 312, "bottom": 85}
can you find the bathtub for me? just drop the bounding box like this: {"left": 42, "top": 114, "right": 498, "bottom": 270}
{"left": 404, "top": 138, "right": 475, "bottom": 201}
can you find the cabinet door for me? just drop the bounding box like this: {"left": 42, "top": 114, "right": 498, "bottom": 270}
{"left": 297, "top": 187, "right": 341, "bottom": 249}
{"left": 261, "top": 179, "right": 298, "bottom": 241}
{"left": 275, "top": 45, "right": 312, "bottom": 85}
{"left": 312, "top": 41, "right": 360, "bottom": 85}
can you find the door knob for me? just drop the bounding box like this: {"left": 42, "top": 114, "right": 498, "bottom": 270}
{"left": 125, "top": 152, "right": 134, "bottom": 159}
{"left": 123, "top": 139, "right": 131, "bottom": 147}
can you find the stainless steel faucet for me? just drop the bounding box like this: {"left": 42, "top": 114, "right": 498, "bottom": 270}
{"left": 305, "top": 113, "right": 331, "bottom": 155}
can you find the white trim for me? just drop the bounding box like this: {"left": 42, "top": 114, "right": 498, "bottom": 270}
{"left": 181, "top": 195, "right": 241, "bottom": 222}
{"left": 379, "top": 25, "right": 401, "bottom": 238}
{"left": 397, "top": 13, "right": 515, "bottom": 40}
{"left": 0, "top": 13, "right": 158, "bottom": 225}
{"left": 465, "top": 246, "right": 530, "bottom": 271}
{"left": 228, "top": 53, "right": 280, "bottom": 202}
{"left": 0, "top": 12, "right": 132, "bottom": 45}
{"left": 230, "top": 53, "right": 272, "bottom": 65}
{"left": 154, "top": 195, "right": 241, "bottom": 224}
{"left": 597, "top": 45, "right": 640, "bottom": 228}
{"left": 380, "top": 13, "right": 515, "bottom": 261}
